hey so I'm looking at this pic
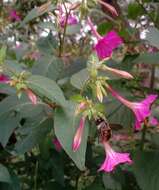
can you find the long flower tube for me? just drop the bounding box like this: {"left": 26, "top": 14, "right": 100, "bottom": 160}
{"left": 107, "top": 85, "right": 157, "bottom": 130}
{"left": 99, "top": 141, "right": 132, "bottom": 172}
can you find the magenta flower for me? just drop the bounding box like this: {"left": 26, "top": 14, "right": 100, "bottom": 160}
{"left": 0, "top": 74, "right": 10, "bottom": 84}
{"left": 9, "top": 10, "right": 21, "bottom": 22}
{"left": 72, "top": 116, "right": 86, "bottom": 152}
{"left": 107, "top": 85, "right": 157, "bottom": 130}
{"left": 95, "top": 31, "right": 123, "bottom": 60}
{"left": 57, "top": 4, "right": 78, "bottom": 28}
{"left": 99, "top": 141, "right": 132, "bottom": 172}
{"left": 87, "top": 18, "right": 123, "bottom": 60}
{"left": 149, "top": 117, "right": 159, "bottom": 126}
{"left": 52, "top": 138, "right": 62, "bottom": 152}
{"left": 60, "top": 14, "right": 78, "bottom": 27}
{"left": 25, "top": 89, "right": 37, "bottom": 105}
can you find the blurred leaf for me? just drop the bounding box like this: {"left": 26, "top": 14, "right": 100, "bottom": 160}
{"left": 132, "top": 151, "right": 159, "bottom": 190}
{"left": 14, "top": 118, "right": 52, "bottom": 154}
{"left": 37, "top": 33, "right": 58, "bottom": 55}
{"left": 134, "top": 52, "right": 159, "bottom": 65}
{"left": 27, "top": 75, "right": 66, "bottom": 105}
{"left": 103, "top": 168, "right": 125, "bottom": 190}
{"left": 66, "top": 24, "right": 81, "bottom": 35}
{"left": 0, "top": 114, "right": 19, "bottom": 147}
{"left": 0, "top": 45, "right": 7, "bottom": 65}
{"left": 0, "top": 164, "right": 11, "bottom": 183}
{"left": 70, "top": 68, "right": 89, "bottom": 90}
{"left": 20, "top": 3, "right": 55, "bottom": 26}
{"left": 38, "top": 21, "right": 55, "bottom": 30}
{"left": 105, "top": 96, "right": 134, "bottom": 128}
{"left": 32, "top": 55, "right": 64, "bottom": 81}
{"left": 97, "top": 22, "right": 113, "bottom": 36}
{"left": 127, "top": 3, "right": 144, "bottom": 20}
{"left": 145, "top": 27, "right": 159, "bottom": 49}
{"left": 54, "top": 101, "right": 89, "bottom": 170}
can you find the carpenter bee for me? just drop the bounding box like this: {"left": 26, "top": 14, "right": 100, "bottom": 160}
{"left": 95, "top": 118, "right": 112, "bottom": 142}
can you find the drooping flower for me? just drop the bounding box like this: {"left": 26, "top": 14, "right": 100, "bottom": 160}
{"left": 99, "top": 65, "right": 133, "bottom": 79}
{"left": 0, "top": 74, "right": 10, "bottom": 84}
{"left": 9, "top": 10, "right": 21, "bottom": 22}
{"left": 72, "top": 116, "right": 86, "bottom": 152}
{"left": 25, "top": 89, "right": 37, "bottom": 105}
{"left": 99, "top": 141, "right": 132, "bottom": 172}
{"left": 52, "top": 138, "right": 62, "bottom": 152}
{"left": 87, "top": 18, "right": 123, "bottom": 60}
{"left": 107, "top": 85, "right": 157, "bottom": 130}
{"left": 57, "top": 3, "right": 78, "bottom": 28}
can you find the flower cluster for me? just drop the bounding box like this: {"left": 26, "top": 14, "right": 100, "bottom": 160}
{"left": 71, "top": 15, "right": 158, "bottom": 173}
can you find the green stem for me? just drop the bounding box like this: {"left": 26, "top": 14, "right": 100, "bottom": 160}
{"left": 140, "top": 124, "right": 147, "bottom": 150}
{"left": 34, "top": 161, "right": 38, "bottom": 190}
{"left": 59, "top": 1, "right": 71, "bottom": 57}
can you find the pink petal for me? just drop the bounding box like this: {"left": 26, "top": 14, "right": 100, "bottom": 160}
{"left": 52, "top": 138, "right": 62, "bottom": 152}
{"left": 95, "top": 31, "right": 123, "bottom": 60}
{"left": 72, "top": 116, "right": 86, "bottom": 152}
{"left": 26, "top": 89, "right": 37, "bottom": 105}
{"left": 0, "top": 74, "right": 10, "bottom": 84}
{"left": 99, "top": 142, "right": 132, "bottom": 172}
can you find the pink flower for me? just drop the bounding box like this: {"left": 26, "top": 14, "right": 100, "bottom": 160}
{"left": 9, "top": 10, "right": 21, "bottom": 22}
{"left": 25, "top": 89, "right": 37, "bottom": 105}
{"left": 99, "top": 141, "right": 132, "bottom": 172}
{"left": 107, "top": 85, "right": 157, "bottom": 130}
{"left": 72, "top": 116, "right": 86, "bottom": 152}
{"left": 95, "top": 31, "right": 123, "bottom": 60}
{"left": 60, "top": 14, "right": 78, "bottom": 27}
{"left": 0, "top": 74, "right": 10, "bottom": 84}
{"left": 57, "top": 4, "right": 78, "bottom": 28}
{"left": 52, "top": 138, "right": 62, "bottom": 152}
{"left": 87, "top": 18, "right": 123, "bottom": 60}
{"left": 100, "top": 65, "right": 133, "bottom": 79}
{"left": 149, "top": 117, "right": 159, "bottom": 126}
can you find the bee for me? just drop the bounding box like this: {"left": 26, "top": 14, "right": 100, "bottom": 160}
{"left": 95, "top": 118, "right": 112, "bottom": 142}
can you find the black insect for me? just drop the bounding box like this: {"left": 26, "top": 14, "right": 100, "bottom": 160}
{"left": 95, "top": 118, "right": 112, "bottom": 142}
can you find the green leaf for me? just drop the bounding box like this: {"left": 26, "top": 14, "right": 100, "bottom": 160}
{"left": 127, "top": 3, "right": 144, "bottom": 20}
{"left": 54, "top": 101, "right": 89, "bottom": 170}
{"left": 0, "top": 45, "right": 7, "bottom": 65}
{"left": 32, "top": 55, "right": 64, "bottom": 81}
{"left": 145, "top": 27, "right": 159, "bottom": 49}
{"left": 97, "top": 22, "right": 113, "bottom": 36}
{"left": 70, "top": 69, "right": 89, "bottom": 90}
{"left": 14, "top": 118, "right": 52, "bottom": 154}
{"left": 0, "top": 114, "right": 19, "bottom": 147}
{"left": 133, "top": 52, "right": 159, "bottom": 65}
{"left": 66, "top": 24, "right": 81, "bottom": 35}
{"left": 105, "top": 96, "right": 134, "bottom": 128}
{"left": 37, "top": 33, "right": 58, "bottom": 55}
{"left": 0, "top": 164, "right": 11, "bottom": 183}
{"left": 38, "top": 22, "right": 55, "bottom": 30}
{"left": 20, "top": 3, "right": 55, "bottom": 27}
{"left": 132, "top": 151, "right": 159, "bottom": 190}
{"left": 102, "top": 168, "right": 125, "bottom": 190}
{"left": 27, "top": 75, "right": 66, "bottom": 105}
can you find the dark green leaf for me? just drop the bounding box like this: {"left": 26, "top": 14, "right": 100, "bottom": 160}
{"left": 70, "top": 68, "right": 89, "bottom": 90}
{"left": 132, "top": 151, "right": 159, "bottom": 190}
{"left": 54, "top": 101, "right": 89, "bottom": 170}
{"left": 14, "top": 118, "right": 52, "bottom": 154}
{"left": 27, "top": 75, "right": 66, "bottom": 105}
{"left": 0, "top": 164, "right": 11, "bottom": 183}
{"left": 145, "top": 27, "right": 159, "bottom": 49}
